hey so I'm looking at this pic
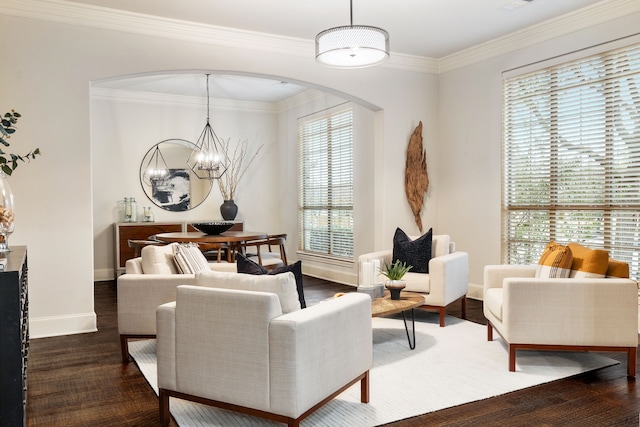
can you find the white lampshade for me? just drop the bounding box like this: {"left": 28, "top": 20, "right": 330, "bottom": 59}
{"left": 315, "top": 25, "right": 389, "bottom": 68}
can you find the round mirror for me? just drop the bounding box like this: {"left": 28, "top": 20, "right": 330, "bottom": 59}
{"left": 139, "top": 139, "right": 213, "bottom": 211}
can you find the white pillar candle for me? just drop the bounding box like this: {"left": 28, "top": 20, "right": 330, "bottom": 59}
{"left": 361, "top": 261, "right": 373, "bottom": 287}
{"left": 372, "top": 259, "right": 382, "bottom": 285}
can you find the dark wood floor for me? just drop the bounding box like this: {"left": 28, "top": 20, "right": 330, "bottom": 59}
{"left": 26, "top": 278, "right": 639, "bottom": 426}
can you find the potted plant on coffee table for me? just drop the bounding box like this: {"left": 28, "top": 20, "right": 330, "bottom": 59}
{"left": 379, "top": 260, "right": 412, "bottom": 300}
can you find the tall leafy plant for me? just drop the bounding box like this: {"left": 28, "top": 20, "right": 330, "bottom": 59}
{"left": 0, "top": 110, "right": 40, "bottom": 175}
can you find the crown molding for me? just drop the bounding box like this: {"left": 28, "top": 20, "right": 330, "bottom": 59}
{"left": 91, "top": 87, "right": 278, "bottom": 113}
{"left": 1, "top": 0, "right": 638, "bottom": 75}
{"left": 438, "top": 0, "right": 640, "bottom": 73}
{"left": 0, "top": 0, "right": 436, "bottom": 73}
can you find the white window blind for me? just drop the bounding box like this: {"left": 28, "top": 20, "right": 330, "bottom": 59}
{"left": 503, "top": 43, "right": 640, "bottom": 280}
{"left": 298, "top": 107, "right": 353, "bottom": 259}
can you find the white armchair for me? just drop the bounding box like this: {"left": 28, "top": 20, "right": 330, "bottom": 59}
{"left": 358, "top": 234, "right": 469, "bottom": 326}
{"left": 484, "top": 264, "right": 638, "bottom": 376}
{"left": 156, "top": 285, "right": 372, "bottom": 427}
{"left": 117, "top": 256, "right": 237, "bottom": 363}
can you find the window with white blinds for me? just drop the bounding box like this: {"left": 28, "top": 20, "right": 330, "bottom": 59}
{"left": 503, "top": 43, "right": 640, "bottom": 280}
{"left": 298, "top": 106, "right": 353, "bottom": 260}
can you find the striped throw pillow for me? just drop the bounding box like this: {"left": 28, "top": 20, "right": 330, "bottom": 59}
{"left": 173, "top": 243, "right": 209, "bottom": 274}
{"left": 535, "top": 241, "right": 573, "bottom": 278}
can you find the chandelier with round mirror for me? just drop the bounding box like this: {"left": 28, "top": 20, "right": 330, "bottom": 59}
{"left": 139, "top": 139, "right": 213, "bottom": 211}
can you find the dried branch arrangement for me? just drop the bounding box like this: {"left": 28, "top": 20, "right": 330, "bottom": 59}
{"left": 217, "top": 138, "right": 264, "bottom": 200}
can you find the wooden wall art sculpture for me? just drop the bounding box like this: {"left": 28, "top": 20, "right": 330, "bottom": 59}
{"left": 404, "top": 121, "right": 429, "bottom": 232}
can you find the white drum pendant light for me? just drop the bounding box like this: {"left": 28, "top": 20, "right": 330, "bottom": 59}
{"left": 315, "top": 0, "right": 389, "bottom": 68}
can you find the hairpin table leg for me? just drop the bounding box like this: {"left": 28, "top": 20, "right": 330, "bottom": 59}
{"left": 401, "top": 308, "right": 416, "bottom": 350}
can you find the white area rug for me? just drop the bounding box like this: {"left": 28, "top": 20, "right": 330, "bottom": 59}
{"left": 129, "top": 314, "right": 618, "bottom": 426}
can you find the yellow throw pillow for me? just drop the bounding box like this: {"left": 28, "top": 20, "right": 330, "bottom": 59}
{"left": 606, "top": 259, "right": 630, "bottom": 278}
{"left": 535, "top": 241, "right": 573, "bottom": 278}
{"left": 567, "top": 242, "right": 609, "bottom": 278}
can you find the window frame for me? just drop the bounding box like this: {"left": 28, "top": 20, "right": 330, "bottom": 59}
{"left": 297, "top": 104, "right": 354, "bottom": 261}
{"left": 502, "top": 43, "right": 640, "bottom": 280}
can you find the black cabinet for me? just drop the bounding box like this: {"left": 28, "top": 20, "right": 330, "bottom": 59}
{"left": 0, "top": 246, "right": 28, "bottom": 427}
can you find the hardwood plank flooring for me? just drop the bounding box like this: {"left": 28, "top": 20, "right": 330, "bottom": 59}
{"left": 26, "top": 278, "right": 638, "bottom": 426}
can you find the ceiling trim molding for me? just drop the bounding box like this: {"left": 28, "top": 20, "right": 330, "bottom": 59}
{"left": 1, "top": 0, "right": 638, "bottom": 75}
{"left": 438, "top": 0, "right": 640, "bottom": 73}
{"left": 90, "top": 87, "right": 279, "bottom": 113}
{"left": 0, "top": 0, "right": 436, "bottom": 73}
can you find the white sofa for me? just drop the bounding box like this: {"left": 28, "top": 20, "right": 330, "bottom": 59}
{"left": 117, "top": 255, "right": 237, "bottom": 363}
{"left": 358, "top": 234, "right": 469, "bottom": 326}
{"left": 484, "top": 264, "right": 638, "bottom": 376}
{"left": 157, "top": 282, "right": 372, "bottom": 426}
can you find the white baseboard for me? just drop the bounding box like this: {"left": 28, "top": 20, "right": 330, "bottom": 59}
{"left": 467, "top": 283, "right": 483, "bottom": 301}
{"left": 301, "top": 263, "right": 357, "bottom": 287}
{"left": 94, "top": 268, "right": 115, "bottom": 282}
{"left": 30, "top": 312, "right": 97, "bottom": 339}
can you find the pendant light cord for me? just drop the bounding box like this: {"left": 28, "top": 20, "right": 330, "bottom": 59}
{"left": 205, "top": 74, "right": 211, "bottom": 123}
{"left": 349, "top": 0, "right": 353, "bottom": 27}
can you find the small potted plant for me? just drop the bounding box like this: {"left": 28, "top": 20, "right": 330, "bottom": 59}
{"left": 379, "top": 260, "right": 412, "bottom": 300}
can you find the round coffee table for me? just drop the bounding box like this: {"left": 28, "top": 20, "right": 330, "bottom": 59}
{"left": 371, "top": 291, "right": 424, "bottom": 350}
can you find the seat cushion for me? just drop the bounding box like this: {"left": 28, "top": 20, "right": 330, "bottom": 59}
{"left": 402, "top": 271, "right": 430, "bottom": 293}
{"left": 195, "top": 269, "right": 301, "bottom": 314}
{"left": 140, "top": 243, "right": 179, "bottom": 274}
{"left": 535, "top": 241, "right": 573, "bottom": 278}
{"left": 392, "top": 227, "right": 432, "bottom": 274}
{"left": 567, "top": 242, "right": 609, "bottom": 278}
{"left": 236, "top": 254, "right": 306, "bottom": 308}
{"left": 484, "top": 288, "right": 503, "bottom": 321}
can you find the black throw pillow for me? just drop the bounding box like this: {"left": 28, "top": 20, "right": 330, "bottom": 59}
{"left": 236, "top": 253, "right": 306, "bottom": 309}
{"left": 392, "top": 227, "right": 432, "bottom": 274}
{"left": 236, "top": 252, "right": 268, "bottom": 274}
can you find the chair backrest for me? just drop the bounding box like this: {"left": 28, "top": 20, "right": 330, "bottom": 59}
{"left": 242, "top": 234, "right": 288, "bottom": 266}
{"left": 127, "top": 239, "right": 164, "bottom": 258}
{"left": 174, "top": 285, "right": 281, "bottom": 409}
{"left": 409, "top": 234, "right": 452, "bottom": 258}
{"left": 197, "top": 242, "right": 231, "bottom": 263}
{"left": 124, "top": 257, "right": 144, "bottom": 274}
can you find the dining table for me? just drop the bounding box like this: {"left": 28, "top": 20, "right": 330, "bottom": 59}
{"left": 152, "top": 231, "right": 268, "bottom": 261}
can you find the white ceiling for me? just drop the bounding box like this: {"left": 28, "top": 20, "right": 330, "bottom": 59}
{"left": 87, "top": 0, "right": 606, "bottom": 102}
{"left": 71, "top": 0, "right": 603, "bottom": 58}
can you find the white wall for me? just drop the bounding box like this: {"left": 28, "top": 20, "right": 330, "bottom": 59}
{"left": 91, "top": 88, "right": 280, "bottom": 280}
{"left": 437, "top": 11, "right": 640, "bottom": 293}
{"left": 1, "top": 9, "right": 434, "bottom": 337}
{"left": 10, "top": 0, "right": 634, "bottom": 337}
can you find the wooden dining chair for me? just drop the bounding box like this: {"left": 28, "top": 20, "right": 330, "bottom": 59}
{"left": 127, "top": 239, "right": 164, "bottom": 258}
{"left": 197, "top": 242, "right": 232, "bottom": 263}
{"left": 243, "top": 234, "right": 288, "bottom": 269}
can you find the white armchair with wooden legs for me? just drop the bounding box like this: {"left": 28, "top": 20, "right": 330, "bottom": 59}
{"left": 358, "top": 234, "right": 469, "bottom": 326}
{"left": 483, "top": 264, "right": 638, "bottom": 376}
{"left": 156, "top": 284, "right": 372, "bottom": 427}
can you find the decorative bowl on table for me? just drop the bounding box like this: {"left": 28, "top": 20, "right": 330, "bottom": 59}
{"left": 191, "top": 222, "right": 234, "bottom": 235}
